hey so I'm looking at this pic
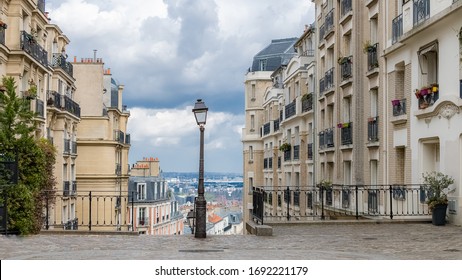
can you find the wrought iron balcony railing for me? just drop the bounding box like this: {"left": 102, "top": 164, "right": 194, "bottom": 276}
{"left": 367, "top": 43, "right": 379, "bottom": 71}
{"left": 340, "top": 56, "right": 352, "bottom": 80}
{"left": 307, "top": 143, "right": 313, "bottom": 160}
{"left": 293, "top": 145, "right": 300, "bottom": 160}
{"left": 20, "top": 31, "right": 48, "bottom": 68}
{"left": 392, "top": 99, "right": 406, "bottom": 116}
{"left": 285, "top": 100, "right": 296, "bottom": 119}
{"left": 340, "top": 123, "right": 353, "bottom": 145}
{"left": 302, "top": 95, "right": 313, "bottom": 112}
{"left": 392, "top": 14, "right": 403, "bottom": 44}
{"left": 325, "top": 9, "right": 335, "bottom": 36}
{"left": 263, "top": 122, "right": 271, "bottom": 136}
{"left": 413, "top": 0, "right": 430, "bottom": 27}
{"left": 63, "top": 139, "right": 71, "bottom": 155}
{"left": 35, "top": 99, "right": 44, "bottom": 117}
{"left": 368, "top": 117, "right": 379, "bottom": 142}
{"left": 63, "top": 95, "right": 81, "bottom": 118}
{"left": 52, "top": 53, "right": 74, "bottom": 77}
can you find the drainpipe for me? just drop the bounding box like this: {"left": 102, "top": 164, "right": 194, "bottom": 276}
{"left": 383, "top": 0, "right": 389, "bottom": 186}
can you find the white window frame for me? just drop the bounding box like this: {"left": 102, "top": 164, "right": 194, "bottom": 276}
{"left": 137, "top": 183, "right": 147, "bottom": 200}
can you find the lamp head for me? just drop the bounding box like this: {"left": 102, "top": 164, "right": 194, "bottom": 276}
{"left": 192, "top": 99, "right": 208, "bottom": 126}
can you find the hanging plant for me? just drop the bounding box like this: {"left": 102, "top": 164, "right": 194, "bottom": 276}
{"left": 279, "top": 143, "right": 291, "bottom": 152}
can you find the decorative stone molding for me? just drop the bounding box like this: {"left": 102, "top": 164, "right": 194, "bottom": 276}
{"left": 438, "top": 103, "right": 460, "bottom": 120}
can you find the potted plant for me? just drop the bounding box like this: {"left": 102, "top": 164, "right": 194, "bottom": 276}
{"left": 279, "top": 143, "right": 291, "bottom": 152}
{"left": 24, "top": 84, "right": 37, "bottom": 100}
{"left": 422, "top": 171, "right": 455, "bottom": 226}
{"left": 363, "top": 41, "right": 375, "bottom": 53}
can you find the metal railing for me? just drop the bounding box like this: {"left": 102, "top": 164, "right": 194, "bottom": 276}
{"left": 42, "top": 191, "right": 136, "bottom": 231}
{"left": 20, "top": 31, "right": 48, "bottom": 67}
{"left": 63, "top": 139, "right": 71, "bottom": 155}
{"left": 63, "top": 95, "right": 81, "bottom": 118}
{"left": 324, "top": 67, "right": 334, "bottom": 91}
{"left": 341, "top": 123, "right": 353, "bottom": 145}
{"left": 392, "top": 14, "right": 403, "bottom": 44}
{"left": 340, "top": 56, "right": 352, "bottom": 80}
{"left": 293, "top": 145, "right": 300, "bottom": 160}
{"left": 319, "top": 128, "right": 334, "bottom": 150}
{"left": 302, "top": 95, "right": 313, "bottom": 112}
{"left": 285, "top": 100, "right": 296, "bottom": 119}
{"left": 252, "top": 184, "right": 432, "bottom": 224}
{"left": 263, "top": 122, "right": 271, "bottom": 135}
{"left": 368, "top": 117, "right": 379, "bottom": 142}
{"left": 51, "top": 53, "right": 74, "bottom": 77}
{"left": 35, "top": 99, "right": 44, "bottom": 117}
{"left": 367, "top": 43, "right": 379, "bottom": 71}
{"left": 413, "top": 0, "right": 430, "bottom": 26}
{"left": 307, "top": 143, "right": 313, "bottom": 160}
{"left": 392, "top": 99, "right": 406, "bottom": 116}
{"left": 325, "top": 8, "right": 335, "bottom": 36}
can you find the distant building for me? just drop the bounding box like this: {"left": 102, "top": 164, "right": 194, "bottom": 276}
{"left": 129, "top": 157, "right": 184, "bottom": 235}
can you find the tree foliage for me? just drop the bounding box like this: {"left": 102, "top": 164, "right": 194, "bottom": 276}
{"left": 0, "top": 76, "right": 57, "bottom": 234}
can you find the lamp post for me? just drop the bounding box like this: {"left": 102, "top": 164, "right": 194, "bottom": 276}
{"left": 192, "top": 99, "right": 208, "bottom": 238}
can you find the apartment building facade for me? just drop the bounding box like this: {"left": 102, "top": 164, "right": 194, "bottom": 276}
{"left": 245, "top": 0, "right": 462, "bottom": 227}
{"left": 73, "top": 57, "right": 131, "bottom": 231}
{"left": 0, "top": 0, "right": 82, "bottom": 229}
{"left": 242, "top": 37, "right": 298, "bottom": 226}
{"left": 384, "top": 0, "right": 462, "bottom": 225}
{"left": 129, "top": 157, "right": 184, "bottom": 235}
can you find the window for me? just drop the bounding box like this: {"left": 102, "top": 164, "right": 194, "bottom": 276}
{"left": 251, "top": 84, "right": 256, "bottom": 100}
{"left": 370, "top": 89, "right": 378, "bottom": 117}
{"left": 418, "top": 42, "right": 438, "bottom": 86}
{"left": 259, "top": 59, "right": 267, "bottom": 71}
{"left": 249, "top": 146, "right": 254, "bottom": 161}
{"left": 139, "top": 207, "right": 147, "bottom": 225}
{"left": 250, "top": 115, "right": 255, "bottom": 131}
{"left": 137, "top": 183, "right": 146, "bottom": 200}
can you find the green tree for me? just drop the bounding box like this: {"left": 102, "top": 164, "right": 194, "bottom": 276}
{"left": 0, "top": 76, "right": 56, "bottom": 234}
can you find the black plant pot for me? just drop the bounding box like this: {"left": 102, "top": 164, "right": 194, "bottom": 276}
{"left": 432, "top": 204, "right": 448, "bottom": 226}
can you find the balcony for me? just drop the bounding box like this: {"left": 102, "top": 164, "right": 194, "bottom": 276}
{"left": 47, "top": 91, "right": 62, "bottom": 108}
{"left": 273, "top": 119, "right": 280, "bottom": 132}
{"left": 319, "top": 24, "right": 325, "bottom": 43}
{"left": 301, "top": 94, "right": 313, "bottom": 112}
{"left": 366, "top": 43, "right": 379, "bottom": 71}
{"left": 263, "top": 122, "right": 271, "bottom": 136}
{"left": 0, "top": 25, "right": 5, "bottom": 45}
{"left": 63, "top": 139, "right": 71, "bottom": 155}
{"left": 138, "top": 218, "right": 149, "bottom": 226}
{"left": 392, "top": 99, "right": 406, "bottom": 116}
{"left": 284, "top": 150, "right": 291, "bottom": 162}
{"left": 301, "top": 49, "right": 315, "bottom": 57}
{"left": 71, "top": 141, "right": 77, "bottom": 155}
{"left": 319, "top": 128, "right": 334, "bottom": 150}
{"left": 293, "top": 145, "right": 300, "bottom": 160}
{"left": 115, "top": 163, "right": 122, "bottom": 176}
{"left": 51, "top": 53, "right": 74, "bottom": 78}
{"left": 413, "top": 0, "right": 430, "bottom": 27}
{"left": 392, "top": 14, "right": 403, "bottom": 44}
{"left": 339, "top": 56, "right": 352, "bottom": 81}
{"left": 325, "top": 68, "right": 334, "bottom": 92}
{"left": 114, "top": 130, "right": 125, "bottom": 144}
{"left": 285, "top": 100, "right": 296, "bottom": 119}
{"left": 63, "top": 96, "right": 81, "bottom": 118}
{"left": 307, "top": 143, "right": 313, "bottom": 160}
{"left": 340, "top": 122, "right": 353, "bottom": 146}
{"left": 324, "top": 9, "right": 335, "bottom": 38}
{"left": 35, "top": 99, "right": 44, "bottom": 118}
{"left": 20, "top": 31, "right": 48, "bottom": 68}
{"left": 368, "top": 117, "right": 379, "bottom": 142}
{"left": 416, "top": 86, "right": 439, "bottom": 109}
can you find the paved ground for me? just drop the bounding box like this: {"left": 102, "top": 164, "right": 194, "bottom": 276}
{"left": 1, "top": 221, "right": 462, "bottom": 260}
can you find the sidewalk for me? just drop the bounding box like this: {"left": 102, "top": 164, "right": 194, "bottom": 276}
{"left": 1, "top": 222, "right": 461, "bottom": 259}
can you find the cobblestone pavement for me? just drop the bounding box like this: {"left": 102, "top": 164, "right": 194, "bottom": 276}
{"left": 1, "top": 222, "right": 462, "bottom": 260}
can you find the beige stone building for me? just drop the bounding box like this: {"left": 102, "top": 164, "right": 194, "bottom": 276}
{"left": 0, "top": 0, "right": 81, "bottom": 229}
{"left": 72, "top": 57, "right": 131, "bottom": 231}
{"left": 245, "top": 0, "right": 462, "bottom": 227}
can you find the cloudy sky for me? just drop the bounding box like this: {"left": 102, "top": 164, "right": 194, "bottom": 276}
{"left": 48, "top": 0, "right": 315, "bottom": 173}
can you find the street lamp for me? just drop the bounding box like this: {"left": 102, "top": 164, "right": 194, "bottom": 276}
{"left": 192, "top": 99, "right": 208, "bottom": 238}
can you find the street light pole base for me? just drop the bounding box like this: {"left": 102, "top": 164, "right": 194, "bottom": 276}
{"left": 194, "top": 197, "right": 207, "bottom": 238}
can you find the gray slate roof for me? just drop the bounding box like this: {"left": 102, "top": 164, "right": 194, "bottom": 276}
{"left": 250, "top": 37, "right": 298, "bottom": 72}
